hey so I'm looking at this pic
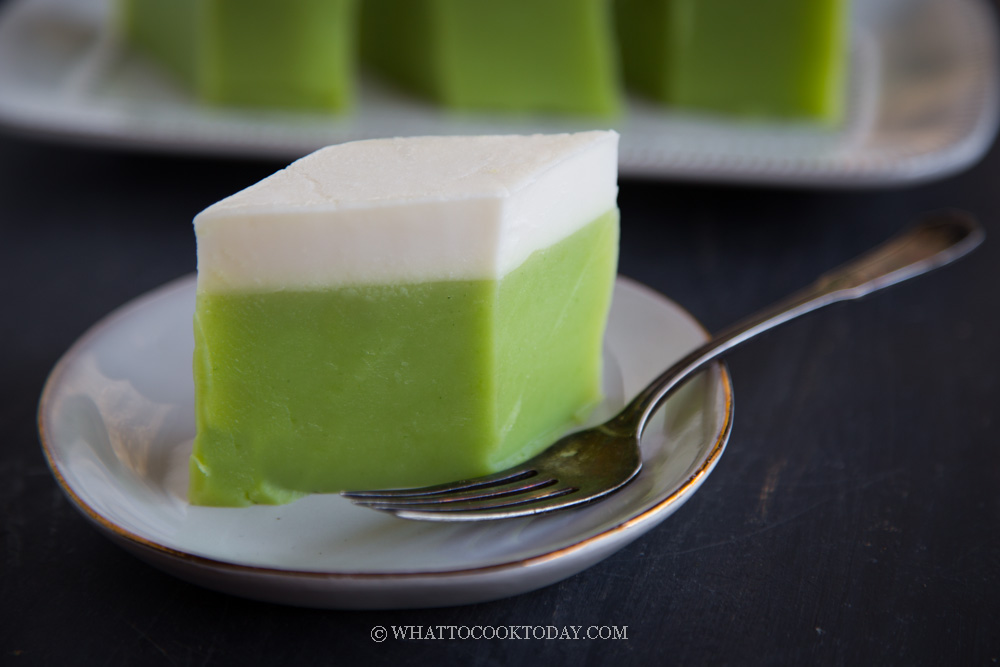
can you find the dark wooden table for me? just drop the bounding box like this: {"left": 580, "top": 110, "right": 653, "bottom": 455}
{"left": 2, "top": 113, "right": 999, "bottom": 664}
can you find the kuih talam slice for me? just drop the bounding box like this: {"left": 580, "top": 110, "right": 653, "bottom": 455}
{"left": 360, "top": 0, "right": 620, "bottom": 115}
{"left": 616, "top": 0, "right": 850, "bottom": 123}
{"left": 191, "top": 132, "right": 620, "bottom": 506}
{"left": 119, "top": 0, "right": 357, "bottom": 111}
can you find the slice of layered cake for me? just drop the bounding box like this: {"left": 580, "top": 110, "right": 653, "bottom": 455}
{"left": 190, "top": 132, "right": 620, "bottom": 506}
{"left": 616, "top": 0, "right": 850, "bottom": 123}
{"left": 360, "top": 0, "right": 621, "bottom": 115}
{"left": 118, "top": 0, "right": 357, "bottom": 111}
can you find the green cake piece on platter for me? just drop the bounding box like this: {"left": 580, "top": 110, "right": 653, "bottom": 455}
{"left": 190, "top": 132, "right": 620, "bottom": 506}
{"left": 616, "top": 0, "right": 851, "bottom": 123}
{"left": 360, "top": 0, "right": 620, "bottom": 115}
{"left": 118, "top": 0, "right": 357, "bottom": 111}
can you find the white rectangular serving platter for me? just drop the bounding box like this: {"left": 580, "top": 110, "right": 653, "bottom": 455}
{"left": 0, "top": 0, "right": 996, "bottom": 187}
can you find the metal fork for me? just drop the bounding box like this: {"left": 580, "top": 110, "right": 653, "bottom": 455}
{"left": 342, "top": 211, "right": 984, "bottom": 521}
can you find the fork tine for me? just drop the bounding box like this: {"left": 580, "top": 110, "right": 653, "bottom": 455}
{"left": 357, "top": 484, "right": 579, "bottom": 515}
{"left": 341, "top": 467, "right": 537, "bottom": 500}
{"left": 349, "top": 476, "right": 558, "bottom": 507}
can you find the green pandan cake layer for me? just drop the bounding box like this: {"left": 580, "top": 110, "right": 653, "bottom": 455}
{"left": 201, "top": 0, "right": 356, "bottom": 110}
{"left": 119, "top": 0, "right": 198, "bottom": 85}
{"left": 119, "top": 0, "right": 356, "bottom": 111}
{"left": 190, "top": 210, "right": 618, "bottom": 506}
{"left": 360, "top": 0, "right": 620, "bottom": 115}
{"left": 616, "top": 0, "right": 850, "bottom": 123}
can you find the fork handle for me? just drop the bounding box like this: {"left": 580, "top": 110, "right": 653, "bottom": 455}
{"left": 608, "top": 210, "right": 984, "bottom": 437}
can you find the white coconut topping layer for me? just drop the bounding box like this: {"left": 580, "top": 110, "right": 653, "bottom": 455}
{"left": 195, "top": 131, "right": 618, "bottom": 292}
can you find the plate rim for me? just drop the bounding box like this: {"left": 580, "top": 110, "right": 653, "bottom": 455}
{"left": 37, "top": 273, "right": 733, "bottom": 581}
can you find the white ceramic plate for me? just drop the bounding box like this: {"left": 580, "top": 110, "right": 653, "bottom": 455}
{"left": 0, "top": 0, "right": 997, "bottom": 186}
{"left": 38, "top": 275, "right": 732, "bottom": 609}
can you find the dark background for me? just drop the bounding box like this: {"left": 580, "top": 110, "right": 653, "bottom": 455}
{"left": 3, "top": 16, "right": 1000, "bottom": 667}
